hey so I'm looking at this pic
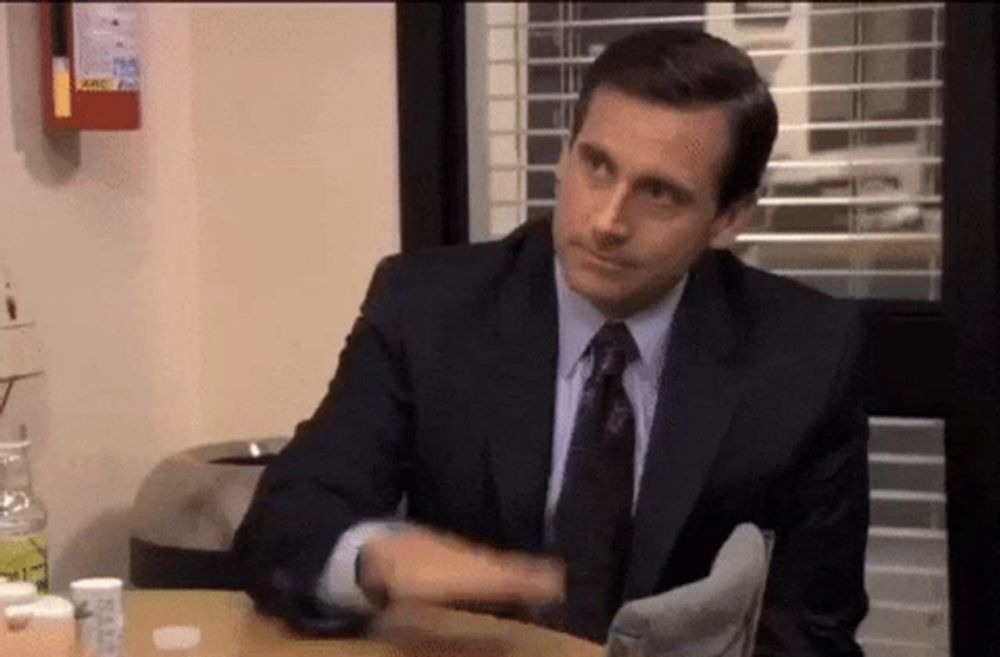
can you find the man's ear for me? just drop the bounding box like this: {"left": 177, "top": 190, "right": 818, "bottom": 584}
{"left": 709, "top": 196, "right": 756, "bottom": 249}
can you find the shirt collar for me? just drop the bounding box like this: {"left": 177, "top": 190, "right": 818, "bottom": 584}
{"left": 555, "top": 258, "right": 687, "bottom": 379}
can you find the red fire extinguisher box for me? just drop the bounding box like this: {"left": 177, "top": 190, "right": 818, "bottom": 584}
{"left": 40, "top": 2, "right": 140, "bottom": 131}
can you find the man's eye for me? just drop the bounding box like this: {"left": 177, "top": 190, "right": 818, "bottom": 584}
{"left": 584, "top": 154, "right": 612, "bottom": 179}
{"left": 644, "top": 182, "right": 676, "bottom": 205}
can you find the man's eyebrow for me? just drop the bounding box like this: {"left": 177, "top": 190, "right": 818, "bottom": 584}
{"left": 577, "top": 141, "right": 616, "bottom": 169}
{"left": 577, "top": 140, "right": 697, "bottom": 201}
{"left": 635, "top": 173, "right": 696, "bottom": 202}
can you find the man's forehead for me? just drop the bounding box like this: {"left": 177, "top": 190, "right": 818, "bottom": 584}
{"left": 580, "top": 87, "right": 729, "bottom": 146}
{"left": 577, "top": 87, "right": 731, "bottom": 187}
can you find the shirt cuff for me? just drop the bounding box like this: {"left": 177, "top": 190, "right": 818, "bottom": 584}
{"left": 315, "top": 520, "right": 404, "bottom": 612}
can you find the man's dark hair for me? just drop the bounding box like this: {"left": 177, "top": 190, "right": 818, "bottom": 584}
{"left": 571, "top": 28, "right": 778, "bottom": 214}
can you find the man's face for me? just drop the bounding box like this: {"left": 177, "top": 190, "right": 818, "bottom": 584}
{"left": 553, "top": 86, "right": 751, "bottom": 318}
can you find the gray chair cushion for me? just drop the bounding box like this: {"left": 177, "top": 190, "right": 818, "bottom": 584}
{"left": 606, "top": 523, "right": 773, "bottom": 657}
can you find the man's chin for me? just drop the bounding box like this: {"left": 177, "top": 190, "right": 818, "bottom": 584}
{"left": 567, "top": 275, "right": 636, "bottom": 318}
{"left": 568, "top": 272, "right": 677, "bottom": 319}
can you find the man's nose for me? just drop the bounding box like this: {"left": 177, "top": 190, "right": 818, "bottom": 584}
{"left": 591, "top": 184, "right": 631, "bottom": 244}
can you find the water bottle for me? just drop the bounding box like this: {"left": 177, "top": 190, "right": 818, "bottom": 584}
{"left": 0, "top": 426, "right": 48, "bottom": 591}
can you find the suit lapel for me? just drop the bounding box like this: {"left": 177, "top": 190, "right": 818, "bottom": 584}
{"left": 624, "top": 252, "right": 743, "bottom": 599}
{"left": 478, "top": 220, "right": 559, "bottom": 552}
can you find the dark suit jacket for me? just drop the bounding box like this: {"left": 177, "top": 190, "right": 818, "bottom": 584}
{"left": 233, "top": 217, "right": 870, "bottom": 656}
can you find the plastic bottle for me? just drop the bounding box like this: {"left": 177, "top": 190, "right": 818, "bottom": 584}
{"left": 0, "top": 426, "right": 48, "bottom": 592}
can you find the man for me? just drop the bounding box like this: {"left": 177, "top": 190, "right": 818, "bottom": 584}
{"left": 233, "top": 28, "right": 870, "bottom": 656}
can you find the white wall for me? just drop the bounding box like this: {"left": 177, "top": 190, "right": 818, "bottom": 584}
{"left": 191, "top": 4, "right": 400, "bottom": 445}
{"left": 0, "top": 2, "right": 398, "bottom": 588}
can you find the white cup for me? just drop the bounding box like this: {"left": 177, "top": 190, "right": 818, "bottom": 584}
{"left": 70, "top": 578, "right": 124, "bottom": 657}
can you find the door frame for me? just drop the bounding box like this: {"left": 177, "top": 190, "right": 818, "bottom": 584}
{"left": 941, "top": 5, "right": 1000, "bottom": 655}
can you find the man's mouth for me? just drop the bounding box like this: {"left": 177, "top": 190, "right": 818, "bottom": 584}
{"left": 579, "top": 247, "right": 631, "bottom": 271}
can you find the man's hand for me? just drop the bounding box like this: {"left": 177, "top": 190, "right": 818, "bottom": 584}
{"left": 358, "top": 527, "right": 565, "bottom": 607}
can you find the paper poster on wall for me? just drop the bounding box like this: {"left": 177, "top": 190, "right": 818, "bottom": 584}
{"left": 73, "top": 3, "right": 139, "bottom": 92}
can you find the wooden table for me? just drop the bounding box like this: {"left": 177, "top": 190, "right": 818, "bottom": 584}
{"left": 124, "top": 591, "right": 604, "bottom": 657}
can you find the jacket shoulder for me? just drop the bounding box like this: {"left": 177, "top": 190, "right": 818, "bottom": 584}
{"left": 362, "top": 219, "right": 550, "bottom": 320}
{"left": 716, "top": 251, "right": 862, "bottom": 330}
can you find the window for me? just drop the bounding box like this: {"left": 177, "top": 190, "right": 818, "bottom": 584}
{"left": 470, "top": 2, "right": 944, "bottom": 301}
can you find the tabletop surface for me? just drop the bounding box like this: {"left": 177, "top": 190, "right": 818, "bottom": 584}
{"left": 124, "top": 590, "right": 605, "bottom": 657}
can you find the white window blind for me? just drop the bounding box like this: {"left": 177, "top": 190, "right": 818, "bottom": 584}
{"left": 467, "top": 4, "right": 950, "bottom": 655}
{"left": 472, "top": 1, "right": 945, "bottom": 302}
{"left": 863, "top": 417, "right": 948, "bottom": 656}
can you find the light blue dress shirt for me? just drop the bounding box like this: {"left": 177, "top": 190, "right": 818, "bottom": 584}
{"left": 318, "top": 259, "right": 687, "bottom": 609}
{"left": 546, "top": 259, "right": 687, "bottom": 538}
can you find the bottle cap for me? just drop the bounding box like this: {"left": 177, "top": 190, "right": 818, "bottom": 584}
{"left": 0, "top": 581, "right": 38, "bottom": 606}
{"left": 5, "top": 594, "right": 74, "bottom": 620}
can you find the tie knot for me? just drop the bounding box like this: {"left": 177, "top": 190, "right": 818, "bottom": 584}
{"left": 589, "top": 322, "right": 639, "bottom": 377}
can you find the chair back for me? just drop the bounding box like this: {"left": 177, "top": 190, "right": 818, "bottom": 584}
{"left": 605, "top": 523, "right": 774, "bottom": 657}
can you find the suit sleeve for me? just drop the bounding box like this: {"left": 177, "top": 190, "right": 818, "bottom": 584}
{"left": 231, "top": 255, "right": 413, "bottom": 622}
{"left": 754, "top": 308, "right": 871, "bottom": 657}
